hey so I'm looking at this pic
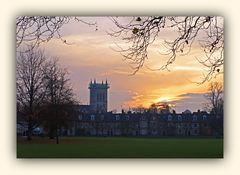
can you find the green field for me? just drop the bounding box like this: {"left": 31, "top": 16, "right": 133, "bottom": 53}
{"left": 17, "top": 137, "right": 223, "bottom": 158}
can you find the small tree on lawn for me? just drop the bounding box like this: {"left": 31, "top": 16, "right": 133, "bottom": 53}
{"left": 43, "top": 58, "right": 75, "bottom": 144}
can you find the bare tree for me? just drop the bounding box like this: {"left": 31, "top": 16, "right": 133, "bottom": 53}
{"left": 205, "top": 81, "right": 224, "bottom": 136}
{"left": 16, "top": 16, "right": 97, "bottom": 49}
{"left": 42, "top": 58, "right": 75, "bottom": 144}
{"left": 16, "top": 46, "right": 47, "bottom": 140}
{"left": 206, "top": 81, "right": 224, "bottom": 117}
{"left": 109, "top": 16, "right": 224, "bottom": 83}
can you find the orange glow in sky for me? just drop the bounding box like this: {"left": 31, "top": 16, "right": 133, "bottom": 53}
{"left": 41, "top": 17, "right": 224, "bottom": 113}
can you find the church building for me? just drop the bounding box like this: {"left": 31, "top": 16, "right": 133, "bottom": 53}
{"left": 89, "top": 79, "right": 109, "bottom": 112}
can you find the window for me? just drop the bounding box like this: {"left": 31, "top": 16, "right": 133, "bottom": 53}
{"left": 193, "top": 115, "right": 197, "bottom": 121}
{"left": 178, "top": 115, "right": 182, "bottom": 121}
{"left": 116, "top": 115, "right": 120, "bottom": 121}
{"left": 168, "top": 115, "right": 172, "bottom": 121}
{"left": 78, "top": 115, "right": 82, "bottom": 120}
{"left": 97, "top": 94, "right": 99, "bottom": 101}
{"left": 101, "top": 115, "right": 104, "bottom": 120}
{"left": 159, "top": 124, "right": 163, "bottom": 128}
{"left": 192, "top": 123, "right": 198, "bottom": 128}
{"left": 203, "top": 115, "right": 207, "bottom": 120}
{"left": 177, "top": 123, "right": 181, "bottom": 128}
{"left": 99, "top": 93, "right": 101, "bottom": 101}
{"left": 102, "top": 93, "right": 104, "bottom": 101}
{"left": 91, "top": 115, "right": 95, "bottom": 121}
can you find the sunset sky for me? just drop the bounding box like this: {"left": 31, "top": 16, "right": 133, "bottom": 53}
{"left": 40, "top": 17, "right": 223, "bottom": 113}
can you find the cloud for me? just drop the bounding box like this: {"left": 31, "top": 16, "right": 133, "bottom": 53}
{"left": 37, "top": 17, "right": 223, "bottom": 113}
{"left": 171, "top": 93, "right": 209, "bottom": 112}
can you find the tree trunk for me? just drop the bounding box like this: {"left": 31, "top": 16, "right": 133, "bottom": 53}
{"left": 56, "top": 135, "right": 59, "bottom": 144}
{"left": 56, "top": 127, "right": 59, "bottom": 144}
{"left": 27, "top": 130, "right": 32, "bottom": 141}
{"left": 27, "top": 120, "right": 32, "bottom": 141}
{"left": 49, "top": 127, "right": 55, "bottom": 139}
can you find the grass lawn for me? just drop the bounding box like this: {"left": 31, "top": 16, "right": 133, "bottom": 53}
{"left": 17, "top": 137, "right": 223, "bottom": 158}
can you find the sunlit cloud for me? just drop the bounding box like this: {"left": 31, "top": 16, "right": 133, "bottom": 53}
{"left": 38, "top": 17, "right": 223, "bottom": 113}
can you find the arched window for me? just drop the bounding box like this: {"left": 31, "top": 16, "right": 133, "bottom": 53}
{"left": 91, "top": 114, "right": 95, "bottom": 121}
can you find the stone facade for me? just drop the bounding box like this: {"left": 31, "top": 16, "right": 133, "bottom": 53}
{"left": 89, "top": 79, "right": 109, "bottom": 112}
{"left": 67, "top": 111, "right": 213, "bottom": 137}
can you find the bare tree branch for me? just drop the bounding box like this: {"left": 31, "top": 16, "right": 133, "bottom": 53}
{"left": 16, "top": 16, "right": 97, "bottom": 49}
{"left": 109, "top": 16, "right": 224, "bottom": 83}
{"left": 205, "top": 82, "right": 223, "bottom": 115}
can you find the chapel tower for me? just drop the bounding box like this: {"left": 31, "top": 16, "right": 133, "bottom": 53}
{"left": 89, "top": 79, "right": 109, "bottom": 112}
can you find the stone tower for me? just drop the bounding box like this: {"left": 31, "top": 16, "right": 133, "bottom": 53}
{"left": 89, "top": 79, "right": 109, "bottom": 112}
